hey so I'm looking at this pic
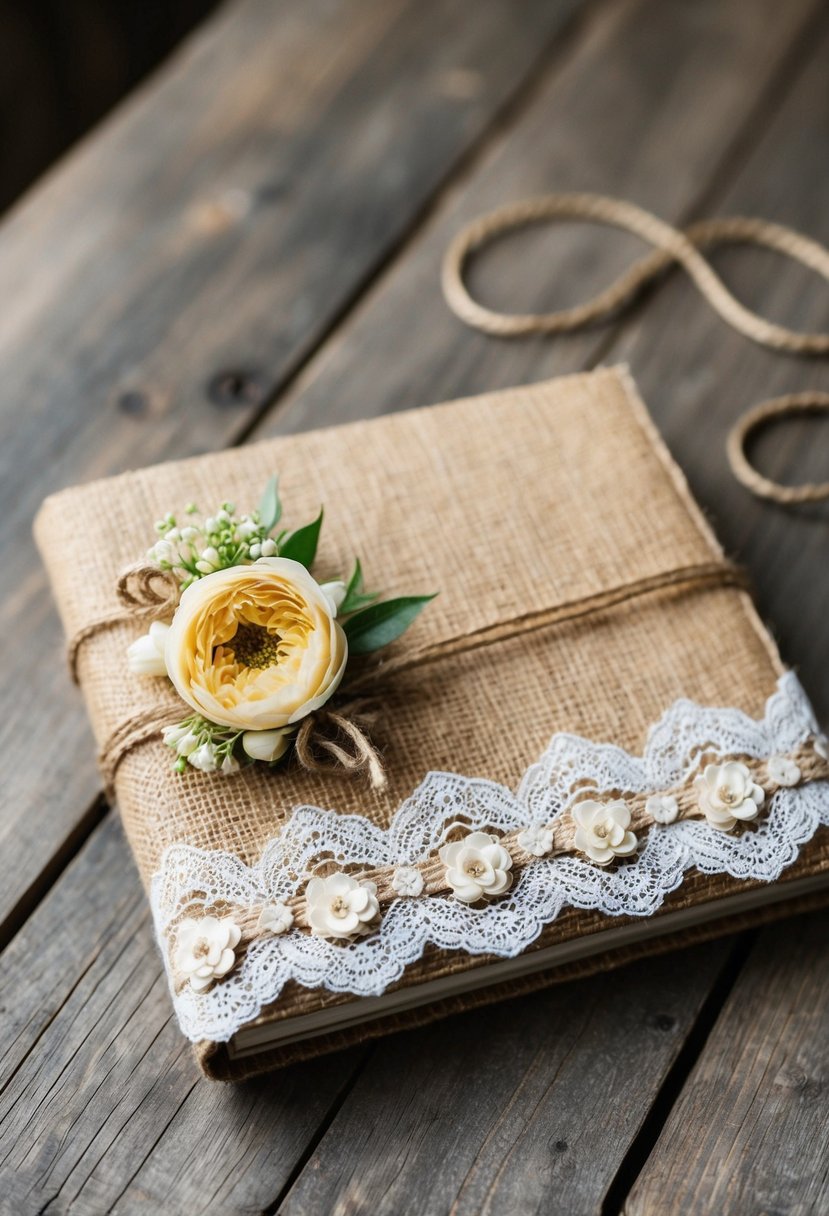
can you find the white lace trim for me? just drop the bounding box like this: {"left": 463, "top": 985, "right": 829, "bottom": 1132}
{"left": 150, "top": 673, "right": 829, "bottom": 1043}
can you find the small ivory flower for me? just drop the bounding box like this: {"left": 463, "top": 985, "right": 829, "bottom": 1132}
{"left": 258, "top": 902, "right": 294, "bottom": 934}
{"left": 572, "top": 799, "right": 638, "bottom": 865}
{"left": 241, "top": 727, "right": 293, "bottom": 763}
{"left": 695, "top": 761, "right": 764, "bottom": 831}
{"left": 767, "top": 755, "right": 801, "bottom": 787}
{"left": 189, "top": 741, "right": 219, "bottom": 772}
{"left": 439, "top": 831, "right": 513, "bottom": 903}
{"left": 646, "top": 793, "right": 679, "bottom": 825}
{"left": 306, "top": 873, "right": 380, "bottom": 940}
{"left": 163, "top": 724, "right": 199, "bottom": 756}
{"left": 127, "top": 620, "right": 170, "bottom": 677}
{"left": 391, "top": 866, "right": 424, "bottom": 897}
{"left": 173, "top": 915, "right": 241, "bottom": 993}
{"left": 814, "top": 735, "right": 829, "bottom": 761}
{"left": 517, "top": 824, "right": 555, "bottom": 857}
{"left": 149, "top": 539, "right": 176, "bottom": 565}
{"left": 320, "top": 580, "right": 347, "bottom": 615}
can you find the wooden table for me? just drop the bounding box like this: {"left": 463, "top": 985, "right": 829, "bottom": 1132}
{"left": 1, "top": 0, "right": 828, "bottom": 1211}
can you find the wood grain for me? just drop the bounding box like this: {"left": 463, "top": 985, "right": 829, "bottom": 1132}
{"left": 276, "top": 944, "right": 732, "bottom": 1216}
{"left": 624, "top": 912, "right": 829, "bottom": 1216}
{"left": 257, "top": 0, "right": 823, "bottom": 439}
{"left": 606, "top": 14, "right": 829, "bottom": 722}
{"left": 0, "top": 814, "right": 365, "bottom": 1216}
{"left": 1, "top": 0, "right": 827, "bottom": 1211}
{"left": 0, "top": 0, "right": 585, "bottom": 939}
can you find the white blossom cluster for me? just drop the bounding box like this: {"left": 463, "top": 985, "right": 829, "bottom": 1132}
{"left": 148, "top": 502, "right": 280, "bottom": 589}
{"left": 163, "top": 716, "right": 242, "bottom": 775}
{"left": 163, "top": 715, "right": 293, "bottom": 773}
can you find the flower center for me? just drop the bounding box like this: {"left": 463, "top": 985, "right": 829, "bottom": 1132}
{"left": 717, "top": 785, "right": 738, "bottom": 805}
{"left": 193, "top": 937, "right": 210, "bottom": 959}
{"left": 464, "top": 859, "right": 486, "bottom": 878}
{"left": 594, "top": 822, "right": 610, "bottom": 839}
{"left": 330, "top": 896, "right": 350, "bottom": 918}
{"left": 225, "top": 621, "right": 283, "bottom": 670}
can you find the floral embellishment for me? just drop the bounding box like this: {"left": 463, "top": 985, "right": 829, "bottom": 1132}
{"left": 572, "top": 799, "right": 638, "bottom": 865}
{"left": 695, "top": 761, "right": 764, "bottom": 831}
{"left": 646, "top": 793, "right": 679, "bottom": 825}
{"left": 306, "top": 873, "right": 380, "bottom": 940}
{"left": 391, "top": 866, "right": 424, "bottom": 897}
{"left": 439, "top": 831, "right": 513, "bottom": 903}
{"left": 814, "top": 735, "right": 829, "bottom": 761}
{"left": 127, "top": 620, "right": 170, "bottom": 677}
{"left": 164, "top": 558, "right": 348, "bottom": 733}
{"left": 767, "top": 755, "right": 801, "bottom": 788}
{"left": 173, "top": 915, "right": 241, "bottom": 992}
{"left": 517, "top": 824, "right": 555, "bottom": 857}
{"left": 128, "top": 478, "right": 433, "bottom": 777}
{"left": 257, "top": 902, "right": 294, "bottom": 935}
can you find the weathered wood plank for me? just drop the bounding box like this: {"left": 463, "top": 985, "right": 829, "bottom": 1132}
{"left": 606, "top": 13, "right": 829, "bottom": 722}
{"left": 0, "top": 814, "right": 365, "bottom": 1216}
{"left": 0, "top": 2, "right": 818, "bottom": 1213}
{"left": 0, "top": 0, "right": 587, "bottom": 938}
{"left": 275, "top": 944, "right": 733, "bottom": 1216}
{"left": 253, "top": 5, "right": 828, "bottom": 1213}
{"left": 258, "top": 0, "right": 823, "bottom": 438}
{"left": 624, "top": 912, "right": 829, "bottom": 1216}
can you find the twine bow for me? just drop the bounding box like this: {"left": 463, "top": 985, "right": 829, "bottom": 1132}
{"left": 294, "top": 699, "right": 386, "bottom": 790}
{"left": 92, "top": 562, "right": 388, "bottom": 793}
{"left": 92, "top": 558, "right": 748, "bottom": 797}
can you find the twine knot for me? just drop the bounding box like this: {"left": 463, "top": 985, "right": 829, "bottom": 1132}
{"left": 294, "top": 699, "right": 387, "bottom": 790}
{"left": 115, "top": 561, "right": 181, "bottom": 619}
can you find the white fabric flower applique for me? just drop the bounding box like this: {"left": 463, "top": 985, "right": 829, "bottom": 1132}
{"left": 439, "top": 831, "right": 513, "bottom": 903}
{"left": 767, "top": 755, "right": 801, "bottom": 788}
{"left": 695, "top": 761, "right": 765, "bottom": 831}
{"left": 306, "top": 873, "right": 380, "bottom": 940}
{"left": 646, "top": 793, "right": 679, "bottom": 825}
{"left": 257, "top": 902, "right": 294, "bottom": 935}
{"left": 517, "top": 824, "right": 555, "bottom": 857}
{"left": 391, "top": 866, "right": 424, "bottom": 897}
{"left": 572, "top": 799, "right": 638, "bottom": 865}
{"left": 173, "top": 915, "right": 241, "bottom": 993}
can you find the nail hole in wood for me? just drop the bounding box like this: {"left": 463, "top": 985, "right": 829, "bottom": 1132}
{"left": 650, "top": 1012, "right": 677, "bottom": 1032}
{"left": 117, "top": 389, "right": 149, "bottom": 416}
{"left": 207, "top": 369, "right": 267, "bottom": 407}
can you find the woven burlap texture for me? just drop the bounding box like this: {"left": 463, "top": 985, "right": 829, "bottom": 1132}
{"left": 35, "top": 366, "right": 795, "bottom": 1074}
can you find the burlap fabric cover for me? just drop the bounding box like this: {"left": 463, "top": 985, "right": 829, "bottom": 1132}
{"left": 35, "top": 367, "right": 829, "bottom": 1080}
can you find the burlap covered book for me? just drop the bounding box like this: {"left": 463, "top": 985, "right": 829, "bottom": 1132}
{"left": 35, "top": 366, "right": 829, "bottom": 1081}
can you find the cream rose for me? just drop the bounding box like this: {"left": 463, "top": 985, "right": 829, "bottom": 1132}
{"left": 164, "top": 557, "right": 348, "bottom": 731}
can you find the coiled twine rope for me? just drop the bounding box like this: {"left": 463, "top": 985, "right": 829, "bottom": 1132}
{"left": 441, "top": 192, "right": 829, "bottom": 505}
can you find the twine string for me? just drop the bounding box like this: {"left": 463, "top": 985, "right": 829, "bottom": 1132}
{"left": 96, "top": 559, "right": 746, "bottom": 795}
{"left": 68, "top": 560, "right": 180, "bottom": 681}
{"left": 441, "top": 192, "right": 829, "bottom": 504}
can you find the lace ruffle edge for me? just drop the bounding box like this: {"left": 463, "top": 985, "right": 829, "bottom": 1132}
{"left": 150, "top": 672, "right": 829, "bottom": 1042}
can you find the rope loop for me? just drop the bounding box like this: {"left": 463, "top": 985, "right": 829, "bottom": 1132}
{"left": 442, "top": 193, "right": 829, "bottom": 504}
{"left": 727, "top": 392, "right": 829, "bottom": 505}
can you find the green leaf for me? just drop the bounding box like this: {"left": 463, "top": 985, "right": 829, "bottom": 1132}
{"left": 340, "top": 557, "right": 381, "bottom": 615}
{"left": 344, "top": 594, "right": 436, "bottom": 654}
{"left": 258, "top": 475, "right": 282, "bottom": 532}
{"left": 279, "top": 508, "right": 323, "bottom": 568}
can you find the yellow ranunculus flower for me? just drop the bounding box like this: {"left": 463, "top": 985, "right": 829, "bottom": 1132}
{"left": 164, "top": 557, "right": 347, "bottom": 731}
